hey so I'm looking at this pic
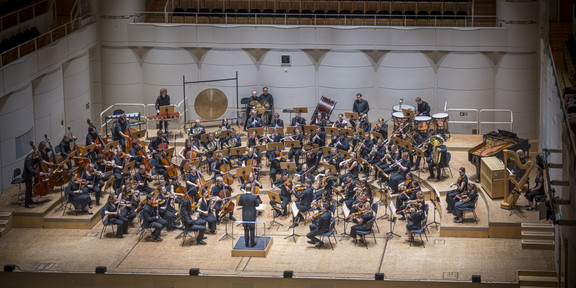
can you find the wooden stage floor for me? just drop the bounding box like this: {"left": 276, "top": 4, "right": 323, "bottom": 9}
{"left": 0, "top": 133, "right": 554, "bottom": 284}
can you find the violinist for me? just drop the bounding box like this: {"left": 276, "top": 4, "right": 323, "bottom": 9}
{"left": 267, "top": 146, "right": 285, "bottom": 182}
{"left": 158, "top": 185, "right": 180, "bottom": 231}
{"left": 148, "top": 130, "right": 169, "bottom": 154}
{"left": 142, "top": 195, "right": 168, "bottom": 241}
{"left": 184, "top": 165, "right": 202, "bottom": 201}
{"left": 119, "top": 184, "right": 138, "bottom": 223}
{"left": 351, "top": 180, "right": 373, "bottom": 212}
{"left": 210, "top": 176, "right": 236, "bottom": 221}
{"left": 197, "top": 188, "right": 217, "bottom": 233}
{"left": 22, "top": 150, "right": 45, "bottom": 208}
{"left": 395, "top": 179, "right": 419, "bottom": 211}
{"left": 315, "top": 168, "right": 335, "bottom": 198}
{"left": 65, "top": 173, "right": 93, "bottom": 214}
{"left": 388, "top": 152, "right": 412, "bottom": 194}
{"left": 309, "top": 126, "right": 326, "bottom": 147}
{"left": 373, "top": 117, "right": 388, "bottom": 140}
{"left": 306, "top": 201, "right": 331, "bottom": 248}
{"left": 127, "top": 141, "right": 144, "bottom": 169}
{"left": 133, "top": 165, "right": 155, "bottom": 194}
{"left": 189, "top": 119, "right": 206, "bottom": 145}
{"left": 290, "top": 112, "right": 306, "bottom": 127}
{"left": 300, "top": 141, "right": 317, "bottom": 172}
{"left": 112, "top": 115, "right": 130, "bottom": 150}
{"left": 446, "top": 167, "right": 468, "bottom": 213}
{"left": 322, "top": 147, "right": 342, "bottom": 173}
{"left": 332, "top": 113, "right": 348, "bottom": 128}
{"left": 310, "top": 111, "right": 328, "bottom": 129}
{"left": 331, "top": 131, "right": 350, "bottom": 151}
{"left": 339, "top": 175, "right": 356, "bottom": 209}
{"left": 406, "top": 201, "right": 424, "bottom": 243}
{"left": 179, "top": 197, "right": 207, "bottom": 245}
{"left": 290, "top": 179, "right": 314, "bottom": 228}
{"left": 287, "top": 128, "right": 303, "bottom": 165}
{"left": 111, "top": 147, "right": 126, "bottom": 189}
{"left": 103, "top": 194, "right": 129, "bottom": 238}
{"left": 82, "top": 163, "right": 103, "bottom": 205}
{"left": 297, "top": 164, "right": 315, "bottom": 184}
{"left": 339, "top": 152, "right": 360, "bottom": 183}
{"left": 271, "top": 172, "right": 292, "bottom": 217}
{"left": 399, "top": 191, "right": 425, "bottom": 221}
{"left": 152, "top": 148, "right": 170, "bottom": 183}
{"left": 349, "top": 202, "right": 373, "bottom": 243}
{"left": 246, "top": 109, "right": 263, "bottom": 129}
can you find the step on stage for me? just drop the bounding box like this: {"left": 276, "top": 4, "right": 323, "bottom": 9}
{"left": 232, "top": 236, "right": 273, "bottom": 257}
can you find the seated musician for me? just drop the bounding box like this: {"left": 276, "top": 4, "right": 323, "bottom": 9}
{"left": 310, "top": 126, "right": 326, "bottom": 147}
{"left": 399, "top": 191, "right": 425, "bottom": 221}
{"left": 242, "top": 175, "right": 263, "bottom": 194}
{"left": 65, "top": 173, "right": 93, "bottom": 214}
{"left": 323, "top": 147, "right": 342, "bottom": 173}
{"left": 318, "top": 168, "right": 335, "bottom": 198}
{"left": 128, "top": 141, "right": 145, "bottom": 169}
{"left": 220, "top": 127, "right": 242, "bottom": 152}
{"left": 287, "top": 128, "right": 304, "bottom": 165}
{"left": 111, "top": 147, "right": 126, "bottom": 189}
{"left": 339, "top": 152, "right": 360, "bottom": 183}
{"left": 358, "top": 115, "right": 371, "bottom": 134}
{"left": 306, "top": 202, "right": 332, "bottom": 247}
{"left": 246, "top": 109, "right": 263, "bottom": 129}
{"left": 410, "top": 129, "right": 424, "bottom": 149}
{"left": 158, "top": 186, "right": 180, "bottom": 230}
{"left": 405, "top": 201, "right": 425, "bottom": 242}
{"left": 238, "top": 148, "right": 261, "bottom": 179}
{"left": 351, "top": 183, "right": 373, "bottom": 214}
{"left": 184, "top": 165, "right": 202, "bottom": 201}
{"left": 151, "top": 148, "right": 170, "bottom": 183}
{"left": 291, "top": 112, "right": 306, "bottom": 127}
{"left": 525, "top": 166, "right": 544, "bottom": 211}
{"left": 299, "top": 142, "right": 317, "bottom": 173}
{"left": 349, "top": 202, "right": 373, "bottom": 243}
{"left": 267, "top": 146, "right": 286, "bottom": 182}
{"left": 210, "top": 176, "right": 236, "bottom": 221}
{"left": 453, "top": 183, "right": 478, "bottom": 223}
{"left": 179, "top": 197, "right": 207, "bottom": 245}
{"left": 148, "top": 130, "right": 169, "bottom": 154}
{"left": 178, "top": 138, "right": 201, "bottom": 174}
{"left": 210, "top": 152, "right": 228, "bottom": 179}
{"left": 220, "top": 118, "right": 232, "bottom": 131}
{"left": 269, "top": 113, "right": 284, "bottom": 129}
{"left": 373, "top": 118, "right": 388, "bottom": 140}
{"left": 290, "top": 179, "right": 314, "bottom": 228}
{"left": 331, "top": 131, "right": 350, "bottom": 151}
{"left": 415, "top": 97, "right": 431, "bottom": 117}
{"left": 389, "top": 152, "right": 412, "bottom": 194}
{"left": 379, "top": 144, "right": 400, "bottom": 173}
{"left": 168, "top": 175, "right": 186, "bottom": 205}
{"left": 133, "top": 165, "right": 154, "bottom": 194}
{"left": 103, "top": 194, "right": 129, "bottom": 238}
{"left": 413, "top": 138, "right": 433, "bottom": 172}
{"left": 197, "top": 188, "right": 217, "bottom": 234}
{"left": 263, "top": 127, "right": 282, "bottom": 144}
{"left": 119, "top": 185, "right": 139, "bottom": 225}
{"left": 445, "top": 167, "right": 468, "bottom": 213}
{"left": 247, "top": 131, "right": 260, "bottom": 148}
{"left": 297, "top": 164, "right": 315, "bottom": 185}
{"left": 427, "top": 144, "right": 447, "bottom": 182}
{"left": 82, "top": 163, "right": 103, "bottom": 205}
{"left": 202, "top": 132, "right": 218, "bottom": 169}
{"left": 271, "top": 172, "right": 292, "bottom": 217}
{"left": 332, "top": 113, "right": 348, "bottom": 128}
{"left": 395, "top": 179, "right": 419, "bottom": 211}
{"left": 58, "top": 133, "right": 75, "bottom": 168}
{"left": 311, "top": 111, "right": 328, "bottom": 128}
{"left": 189, "top": 119, "right": 206, "bottom": 144}
{"left": 93, "top": 154, "right": 112, "bottom": 187}
{"left": 358, "top": 133, "right": 375, "bottom": 161}
{"left": 85, "top": 125, "right": 103, "bottom": 162}
{"left": 142, "top": 195, "right": 168, "bottom": 241}
{"left": 340, "top": 174, "right": 357, "bottom": 209}
{"left": 112, "top": 115, "right": 130, "bottom": 150}
{"left": 369, "top": 138, "right": 387, "bottom": 166}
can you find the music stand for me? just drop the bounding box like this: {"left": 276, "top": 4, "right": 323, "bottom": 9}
{"left": 386, "top": 201, "right": 401, "bottom": 239}
{"left": 339, "top": 150, "right": 350, "bottom": 159}
{"left": 104, "top": 141, "right": 119, "bottom": 154}
{"left": 426, "top": 185, "right": 442, "bottom": 230}
{"left": 122, "top": 160, "right": 135, "bottom": 174}
{"left": 159, "top": 105, "right": 175, "bottom": 115}
{"left": 285, "top": 126, "right": 297, "bottom": 135}
{"left": 219, "top": 130, "right": 231, "bottom": 138}
{"left": 371, "top": 132, "right": 384, "bottom": 142}
{"left": 357, "top": 156, "right": 371, "bottom": 179}
{"left": 252, "top": 144, "right": 266, "bottom": 154}
{"left": 248, "top": 127, "right": 265, "bottom": 138}
{"left": 132, "top": 130, "right": 146, "bottom": 140}
{"left": 402, "top": 108, "right": 415, "bottom": 119}
{"left": 280, "top": 162, "right": 297, "bottom": 176}
{"left": 345, "top": 112, "right": 359, "bottom": 121}
{"left": 374, "top": 165, "right": 389, "bottom": 184}
{"left": 303, "top": 125, "right": 317, "bottom": 135}
{"left": 235, "top": 166, "right": 252, "bottom": 182}
{"left": 293, "top": 107, "right": 308, "bottom": 114}
{"left": 199, "top": 179, "right": 214, "bottom": 192}
{"left": 355, "top": 127, "right": 365, "bottom": 138}
{"left": 376, "top": 188, "right": 391, "bottom": 220}
{"left": 219, "top": 194, "right": 238, "bottom": 241}
{"left": 284, "top": 140, "right": 301, "bottom": 150}
{"left": 271, "top": 127, "right": 284, "bottom": 134}
{"left": 267, "top": 190, "right": 284, "bottom": 229}
{"left": 324, "top": 127, "right": 338, "bottom": 137}
{"left": 103, "top": 177, "right": 115, "bottom": 194}
{"left": 199, "top": 133, "right": 210, "bottom": 142}
{"left": 255, "top": 108, "right": 265, "bottom": 115}
{"left": 182, "top": 159, "right": 201, "bottom": 171}
{"left": 82, "top": 143, "right": 96, "bottom": 156}
{"left": 321, "top": 146, "right": 332, "bottom": 156}
{"left": 339, "top": 203, "right": 351, "bottom": 241}
{"left": 341, "top": 128, "right": 354, "bottom": 137}
{"left": 284, "top": 201, "right": 300, "bottom": 243}
{"left": 229, "top": 146, "right": 246, "bottom": 157}
{"left": 266, "top": 142, "right": 283, "bottom": 152}
{"left": 320, "top": 164, "right": 337, "bottom": 175}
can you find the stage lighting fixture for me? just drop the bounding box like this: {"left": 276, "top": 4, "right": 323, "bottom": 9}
{"left": 283, "top": 270, "right": 293, "bottom": 278}
{"left": 375, "top": 273, "right": 385, "bottom": 280}
{"left": 472, "top": 275, "right": 481, "bottom": 283}
{"left": 95, "top": 266, "right": 107, "bottom": 274}
{"left": 189, "top": 268, "right": 200, "bottom": 276}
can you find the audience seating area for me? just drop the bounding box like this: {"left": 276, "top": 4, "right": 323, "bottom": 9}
{"left": 154, "top": 0, "right": 497, "bottom": 27}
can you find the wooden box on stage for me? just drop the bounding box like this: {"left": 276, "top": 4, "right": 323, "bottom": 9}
{"left": 480, "top": 156, "right": 507, "bottom": 199}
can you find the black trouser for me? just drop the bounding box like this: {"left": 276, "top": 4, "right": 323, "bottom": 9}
{"left": 307, "top": 224, "right": 324, "bottom": 243}
{"left": 244, "top": 224, "right": 256, "bottom": 247}
{"left": 108, "top": 216, "right": 129, "bottom": 237}
{"left": 158, "top": 121, "right": 168, "bottom": 131}
{"left": 149, "top": 219, "right": 167, "bottom": 237}
{"left": 24, "top": 178, "right": 33, "bottom": 205}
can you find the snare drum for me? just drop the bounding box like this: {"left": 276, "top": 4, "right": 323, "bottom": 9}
{"left": 392, "top": 112, "right": 410, "bottom": 128}
{"left": 392, "top": 104, "right": 416, "bottom": 113}
{"left": 414, "top": 116, "right": 432, "bottom": 132}
{"left": 432, "top": 113, "right": 449, "bottom": 130}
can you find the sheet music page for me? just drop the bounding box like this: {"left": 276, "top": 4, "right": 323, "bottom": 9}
{"left": 342, "top": 202, "right": 350, "bottom": 218}
{"left": 256, "top": 204, "right": 264, "bottom": 210}
{"left": 389, "top": 201, "right": 396, "bottom": 215}
{"left": 290, "top": 201, "right": 299, "bottom": 217}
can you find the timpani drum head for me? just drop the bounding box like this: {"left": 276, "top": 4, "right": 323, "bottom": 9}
{"left": 392, "top": 104, "right": 415, "bottom": 113}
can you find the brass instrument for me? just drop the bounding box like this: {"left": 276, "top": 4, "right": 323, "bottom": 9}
{"left": 206, "top": 140, "right": 217, "bottom": 152}
{"left": 430, "top": 135, "right": 445, "bottom": 165}
{"left": 190, "top": 127, "right": 202, "bottom": 137}
{"left": 222, "top": 137, "right": 236, "bottom": 149}
{"left": 354, "top": 139, "right": 365, "bottom": 152}
{"left": 214, "top": 126, "right": 227, "bottom": 138}
{"left": 500, "top": 149, "right": 533, "bottom": 209}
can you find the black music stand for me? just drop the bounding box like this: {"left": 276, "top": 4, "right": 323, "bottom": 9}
{"left": 339, "top": 203, "right": 351, "bottom": 241}
{"left": 219, "top": 194, "right": 238, "bottom": 241}
{"left": 386, "top": 202, "right": 401, "bottom": 239}
{"left": 267, "top": 190, "right": 284, "bottom": 229}
{"left": 376, "top": 186, "right": 391, "bottom": 221}
{"left": 284, "top": 201, "right": 300, "bottom": 243}
{"left": 426, "top": 185, "right": 441, "bottom": 231}
{"left": 293, "top": 107, "right": 308, "bottom": 114}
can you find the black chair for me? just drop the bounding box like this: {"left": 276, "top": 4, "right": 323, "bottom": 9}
{"left": 318, "top": 218, "right": 337, "bottom": 250}
{"left": 175, "top": 219, "right": 199, "bottom": 246}
{"left": 441, "top": 152, "right": 453, "bottom": 178}
{"left": 534, "top": 194, "right": 546, "bottom": 210}
{"left": 61, "top": 191, "right": 79, "bottom": 216}
{"left": 461, "top": 194, "right": 479, "bottom": 223}
{"left": 99, "top": 208, "right": 115, "bottom": 239}
{"left": 371, "top": 203, "right": 381, "bottom": 233}
{"left": 11, "top": 168, "right": 24, "bottom": 205}
{"left": 355, "top": 217, "right": 376, "bottom": 249}
{"left": 136, "top": 211, "right": 155, "bottom": 242}
{"left": 409, "top": 216, "right": 428, "bottom": 247}
{"left": 172, "top": 7, "right": 185, "bottom": 16}
{"left": 149, "top": 158, "right": 162, "bottom": 183}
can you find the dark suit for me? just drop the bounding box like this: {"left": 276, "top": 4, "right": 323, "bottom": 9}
{"left": 142, "top": 203, "right": 167, "bottom": 238}
{"left": 307, "top": 210, "right": 332, "bottom": 244}
{"left": 22, "top": 155, "right": 41, "bottom": 206}
{"left": 238, "top": 193, "right": 262, "bottom": 247}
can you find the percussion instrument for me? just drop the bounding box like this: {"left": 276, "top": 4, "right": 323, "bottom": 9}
{"left": 392, "top": 104, "right": 415, "bottom": 113}
{"left": 259, "top": 99, "right": 270, "bottom": 110}
{"left": 313, "top": 96, "right": 337, "bottom": 119}
{"left": 249, "top": 100, "right": 261, "bottom": 107}
{"left": 432, "top": 113, "right": 449, "bottom": 131}
{"left": 146, "top": 112, "right": 181, "bottom": 120}
{"left": 194, "top": 88, "right": 228, "bottom": 120}
{"left": 392, "top": 112, "right": 409, "bottom": 129}
{"left": 414, "top": 116, "right": 432, "bottom": 133}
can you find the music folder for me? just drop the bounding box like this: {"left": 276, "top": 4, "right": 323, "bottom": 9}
{"left": 290, "top": 201, "right": 299, "bottom": 218}
{"left": 159, "top": 105, "right": 175, "bottom": 115}
{"left": 293, "top": 107, "right": 308, "bottom": 113}
{"left": 342, "top": 202, "right": 350, "bottom": 218}
{"left": 303, "top": 125, "right": 317, "bottom": 134}
{"left": 345, "top": 112, "right": 359, "bottom": 120}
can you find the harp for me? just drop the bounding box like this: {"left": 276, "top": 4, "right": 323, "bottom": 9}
{"left": 500, "top": 149, "right": 533, "bottom": 209}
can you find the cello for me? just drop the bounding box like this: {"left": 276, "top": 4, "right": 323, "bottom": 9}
{"left": 160, "top": 151, "right": 178, "bottom": 178}
{"left": 44, "top": 134, "right": 70, "bottom": 186}
{"left": 29, "top": 142, "right": 54, "bottom": 196}
{"left": 218, "top": 184, "right": 235, "bottom": 219}
{"left": 87, "top": 119, "right": 109, "bottom": 158}
{"left": 194, "top": 171, "right": 206, "bottom": 200}
{"left": 219, "top": 158, "right": 234, "bottom": 185}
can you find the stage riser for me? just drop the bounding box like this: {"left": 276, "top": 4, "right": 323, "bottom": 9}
{"left": 13, "top": 215, "right": 44, "bottom": 228}
{"left": 43, "top": 215, "right": 101, "bottom": 229}
{"left": 521, "top": 240, "right": 555, "bottom": 251}
{"left": 521, "top": 231, "right": 554, "bottom": 241}
{"left": 489, "top": 224, "right": 521, "bottom": 239}
{"left": 439, "top": 229, "right": 489, "bottom": 238}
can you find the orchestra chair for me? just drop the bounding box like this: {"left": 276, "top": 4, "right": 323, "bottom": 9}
{"left": 371, "top": 203, "right": 381, "bottom": 233}
{"left": 440, "top": 151, "right": 453, "bottom": 178}
{"left": 175, "top": 220, "right": 199, "bottom": 246}
{"left": 534, "top": 194, "right": 546, "bottom": 210}
{"left": 318, "top": 218, "right": 337, "bottom": 250}
{"left": 409, "top": 216, "right": 428, "bottom": 248}
{"left": 99, "top": 208, "right": 115, "bottom": 239}
{"left": 461, "top": 195, "right": 479, "bottom": 223}
{"left": 136, "top": 211, "right": 155, "bottom": 242}
{"left": 355, "top": 216, "right": 376, "bottom": 249}
{"left": 10, "top": 168, "right": 24, "bottom": 205}
{"left": 62, "top": 192, "right": 79, "bottom": 216}
{"left": 423, "top": 203, "right": 430, "bottom": 233}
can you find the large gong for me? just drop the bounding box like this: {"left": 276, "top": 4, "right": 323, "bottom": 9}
{"left": 194, "top": 88, "right": 228, "bottom": 120}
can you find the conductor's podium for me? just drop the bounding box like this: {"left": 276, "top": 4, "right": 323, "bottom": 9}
{"left": 232, "top": 236, "right": 273, "bottom": 257}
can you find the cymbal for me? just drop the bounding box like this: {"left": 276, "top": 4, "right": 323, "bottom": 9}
{"left": 259, "top": 99, "right": 270, "bottom": 110}
{"left": 194, "top": 88, "right": 228, "bottom": 120}
{"left": 249, "top": 100, "right": 260, "bottom": 107}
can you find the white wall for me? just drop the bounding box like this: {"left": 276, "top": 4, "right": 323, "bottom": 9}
{"left": 63, "top": 52, "right": 92, "bottom": 138}
{"left": 32, "top": 67, "right": 65, "bottom": 144}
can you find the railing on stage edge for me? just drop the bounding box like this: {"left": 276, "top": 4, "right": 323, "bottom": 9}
{"left": 444, "top": 103, "right": 514, "bottom": 135}
{"left": 99, "top": 103, "right": 147, "bottom": 138}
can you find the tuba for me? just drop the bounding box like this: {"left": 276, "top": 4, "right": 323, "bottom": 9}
{"left": 430, "top": 135, "right": 445, "bottom": 165}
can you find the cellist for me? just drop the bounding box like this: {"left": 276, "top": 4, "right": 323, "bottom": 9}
{"left": 210, "top": 176, "right": 236, "bottom": 221}
{"left": 22, "top": 150, "right": 46, "bottom": 208}
{"left": 152, "top": 148, "right": 170, "bottom": 183}
{"left": 184, "top": 165, "right": 202, "bottom": 202}
{"left": 148, "top": 130, "right": 169, "bottom": 154}
{"left": 178, "top": 138, "right": 201, "bottom": 174}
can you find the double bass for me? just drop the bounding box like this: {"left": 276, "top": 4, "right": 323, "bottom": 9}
{"left": 68, "top": 126, "right": 89, "bottom": 175}
{"left": 44, "top": 134, "right": 70, "bottom": 186}
{"left": 29, "top": 142, "right": 54, "bottom": 196}
{"left": 87, "top": 119, "right": 110, "bottom": 159}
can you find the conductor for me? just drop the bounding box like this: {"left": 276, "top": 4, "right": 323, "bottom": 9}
{"left": 238, "top": 187, "right": 262, "bottom": 247}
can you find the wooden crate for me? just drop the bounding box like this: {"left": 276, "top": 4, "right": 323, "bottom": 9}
{"left": 480, "top": 156, "right": 507, "bottom": 199}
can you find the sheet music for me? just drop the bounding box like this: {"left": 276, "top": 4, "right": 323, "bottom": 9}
{"left": 290, "top": 201, "right": 299, "bottom": 218}
{"left": 433, "top": 185, "right": 441, "bottom": 200}
{"left": 389, "top": 201, "right": 396, "bottom": 215}
{"left": 342, "top": 202, "right": 350, "bottom": 218}
{"left": 256, "top": 204, "right": 264, "bottom": 211}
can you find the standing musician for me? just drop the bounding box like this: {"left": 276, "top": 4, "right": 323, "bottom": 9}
{"left": 349, "top": 202, "right": 373, "bottom": 243}
{"left": 331, "top": 131, "right": 350, "bottom": 151}
{"left": 155, "top": 88, "right": 171, "bottom": 133}
{"left": 148, "top": 130, "right": 169, "bottom": 154}
{"left": 290, "top": 179, "right": 314, "bottom": 228}
{"left": 142, "top": 195, "right": 168, "bottom": 241}
{"left": 310, "top": 126, "right": 326, "bottom": 147}
{"left": 352, "top": 92, "right": 370, "bottom": 122}
{"left": 180, "top": 197, "right": 207, "bottom": 245}
{"left": 267, "top": 146, "right": 286, "bottom": 182}
{"left": 271, "top": 172, "right": 292, "bottom": 217}
{"left": 373, "top": 118, "right": 388, "bottom": 140}
{"left": 388, "top": 152, "right": 412, "bottom": 194}
{"left": 332, "top": 113, "right": 348, "bottom": 128}
{"left": 158, "top": 185, "right": 180, "bottom": 230}
{"left": 287, "top": 128, "right": 304, "bottom": 165}
{"left": 300, "top": 142, "right": 318, "bottom": 174}
{"left": 133, "top": 165, "right": 155, "bottom": 194}
{"left": 415, "top": 97, "right": 431, "bottom": 117}
{"left": 405, "top": 201, "right": 424, "bottom": 242}
{"left": 103, "top": 194, "right": 129, "bottom": 238}
{"left": 322, "top": 147, "right": 343, "bottom": 173}
{"left": 445, "top": 167, "right": 468, "bottom": 213}
{"left": 258, "top": 87, "right": 274, "bottom": 125}
{"left": 82, "top": 163, "right": 103, "bottom": 205}
{"left": 453, "top": 183, "right": 477, "bottom": 223}
{"left": 238, "top": 186, "right": 262, "bottom": 247}
{"left": 291, "top": 112, "right": 306, "bottom": 128}
{"left": 247, "top": 109, "right": 263, "bottom": 129}
{"left": 184, "top": 165, "right": 202, "bottom": 201}
{"left": 306, "top": 201, "right": 332, "bottom": 247}
{"left": 427, "top": 144, "right": 447, "bottom": 182}
{"left": 189, "top": 119, "right": 206, "bottom": 145}
{"left": 37, "top": 141, "right": 54, "bottom": 166}
{"left": 65, "top": 173, "right": 93, "bottom": 214}
{"left": 197, "top": 188, "right": 218, "bottom": 234}
{"left": 210, "top": 176, "right": 236, "bottom": 221}
{"left": 112, "top": 115, "right": 130, "bottom": 150}
{"left": 58, "top": 133, "right": 75, "bottom": 168}
{"left": 244, "top": 90, "right": 260, "bottom": 131}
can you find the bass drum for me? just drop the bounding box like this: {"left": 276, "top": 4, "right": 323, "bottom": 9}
{"left": 313, "top": 96, "right": 337, "bottom": 120}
